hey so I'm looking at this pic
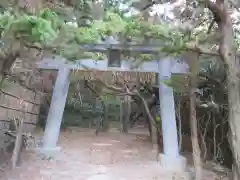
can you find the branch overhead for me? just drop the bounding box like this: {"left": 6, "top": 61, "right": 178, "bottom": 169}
{"left": 206, "top": 0, "right": 226, "bottom": 24}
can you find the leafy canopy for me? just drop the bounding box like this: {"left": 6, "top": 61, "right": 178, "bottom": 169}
{"left": 0, "top": 7, "right": 193, "bottom": 61}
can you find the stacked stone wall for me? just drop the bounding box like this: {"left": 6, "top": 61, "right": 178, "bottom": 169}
{"left": 0, "top": 83, "right": 42, "bottom": 132}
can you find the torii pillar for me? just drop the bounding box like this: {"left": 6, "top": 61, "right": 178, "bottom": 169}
{"left": 157, "top": 57, "right": 187, "bottom": 172}
{"left": 39, "top": 65, "right": 70, "bottom": 157}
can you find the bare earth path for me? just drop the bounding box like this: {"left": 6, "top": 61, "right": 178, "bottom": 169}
{"left": 0, "top": 127, "right": 225, "bottom": 180}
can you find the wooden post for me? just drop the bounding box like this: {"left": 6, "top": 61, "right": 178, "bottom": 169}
{"left": 122, "top": 96, "right": 130, "bottom": 133}
{"left": 102, "top": 103, "right": 109, "bottom": 131}
{"left": 11, "top": 118, "right": 24, "bottom": 168}
{"left": 103, "top": 101, "right": 109, "bottom": 131}
{"left": 11, "top": 91, "right": 26, "bottom": 168}
{"left": 119, "top": 99, "right": 123, "bottom": 132}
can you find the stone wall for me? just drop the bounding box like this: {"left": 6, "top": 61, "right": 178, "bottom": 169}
{"left": 0, "top": 83, "right": 42, "bottom": 133}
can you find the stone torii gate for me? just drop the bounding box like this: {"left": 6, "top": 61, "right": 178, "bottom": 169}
{"left": 37, "top": 43, "right": 189, "bottom": 172}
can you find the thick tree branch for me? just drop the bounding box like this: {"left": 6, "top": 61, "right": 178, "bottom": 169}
{"left": 96, "top": 78, "right": 126, "bottom": 93}
{"left": 92, "top": 71, "right": 159, "bottom": 132}
{"left": 186, "top": 45, "right": 220, "bottom": 56}
{"left": 133, "top": 89, "right": 159, "bottom": 130}
{"left": 206, "top": 0, "right": 226, "bottom": 24}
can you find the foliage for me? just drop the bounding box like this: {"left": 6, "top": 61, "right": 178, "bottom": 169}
{"left": 163, "top": 74, "right": 189, "bottom": 93}
{"left": 0, "top": 9, "right": 60, "bottom": 50}
{"left": 0, "top": 0, "right": 240, "bottom": 62}
{"left": 0, "top": 6, "right": 191, "bottom": 62}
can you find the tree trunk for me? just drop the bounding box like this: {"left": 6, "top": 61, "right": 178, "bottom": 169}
{"left": 189, "top": 75, "right": 202, "bottom": 180}
{"left": 208, "top": 1, "right": 240, "bottom": 179}
{"left": 188, "top": 51, "right": 203, "bottom": 180}
{"left": 225, "top": 51, "right": 240, "bottom": 180}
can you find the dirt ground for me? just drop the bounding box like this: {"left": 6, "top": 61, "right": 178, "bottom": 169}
{"left": 0, "top": 127, "right": 230, "bottom": 180}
